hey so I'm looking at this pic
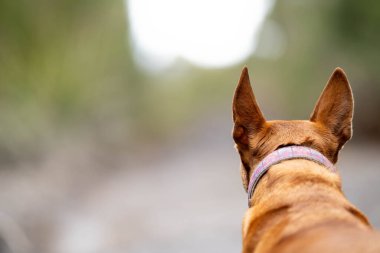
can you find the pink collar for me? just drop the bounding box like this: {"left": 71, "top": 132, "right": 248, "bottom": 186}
{"left": 247, "top": 146, "right": 336, "bottom": 207}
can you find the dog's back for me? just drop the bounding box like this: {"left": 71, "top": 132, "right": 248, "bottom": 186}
{"left": 274, "top": 224, "right": 380, "bottom": 253}
{"left": 242, "top": 160, "right": 379, "bottom": 253}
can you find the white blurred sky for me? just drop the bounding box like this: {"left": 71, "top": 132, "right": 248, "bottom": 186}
{"left": 126, "top": 0, "right": 275, "bottom": 71}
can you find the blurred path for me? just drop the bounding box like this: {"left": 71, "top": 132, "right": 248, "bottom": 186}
{"left": 0, "top": 113, "right": 379, "bottom": 253}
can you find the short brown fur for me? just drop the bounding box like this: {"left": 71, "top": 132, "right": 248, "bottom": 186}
{"left": 232, "top": 67, "right": 380, "bottom": 252}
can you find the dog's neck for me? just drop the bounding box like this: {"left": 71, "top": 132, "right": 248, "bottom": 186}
{"left": 247, "top": 146, "right": 336, "bottom": 207}
{"left": 243, "top": 159, "right": 371, "bottom": 253}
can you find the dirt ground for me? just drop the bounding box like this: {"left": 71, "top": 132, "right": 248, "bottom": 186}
{"left": 0, "top": 114, "right": 379, "bottom": 253}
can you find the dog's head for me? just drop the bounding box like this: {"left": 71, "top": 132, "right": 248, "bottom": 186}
{"left": 232, "top": 67, "right": 353, "bottom": 191}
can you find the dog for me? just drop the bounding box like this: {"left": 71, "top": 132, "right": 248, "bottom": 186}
{"left": 232, "top": 67, "right": 380, "bottom": 253}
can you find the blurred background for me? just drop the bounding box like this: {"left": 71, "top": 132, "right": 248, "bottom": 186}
{"left": 0, "top": 0, "right": 379, "bottom": 252}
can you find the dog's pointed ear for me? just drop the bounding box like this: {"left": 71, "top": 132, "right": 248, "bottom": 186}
{"left": 310, "top": 68, "right": 354, "bottom": 145}
{"left": 233, "top": 67, "right": 266, "bottom": 147}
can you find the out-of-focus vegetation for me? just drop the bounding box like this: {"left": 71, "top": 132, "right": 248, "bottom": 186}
{"left": 0, "top": 0, "right": 136, "bottom": 161}
{"left": 0, "top": 0, "right": 379, "bottom": 164}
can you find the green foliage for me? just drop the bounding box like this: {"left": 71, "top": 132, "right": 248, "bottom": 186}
{"left": 0, "top": 0, "right": 379, "bottom": 161}
{"left": 0, "top": 0, "right": 136, "bottom": 159}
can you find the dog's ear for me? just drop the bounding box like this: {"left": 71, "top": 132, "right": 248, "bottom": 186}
{"left": 310, "top": 68, "right": 354, "bottom": 146}
{"left": 232, "top": 67, "right": 266, "bottom": 147}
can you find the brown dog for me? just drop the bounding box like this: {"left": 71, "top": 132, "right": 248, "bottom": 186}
{"left": 232, "top": 67, "right": 380, "bottom": 253}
